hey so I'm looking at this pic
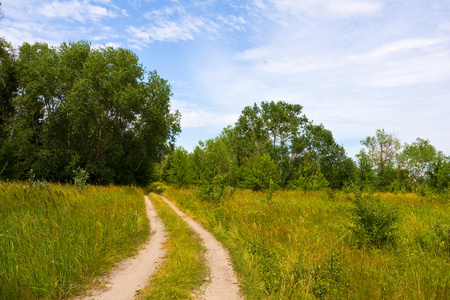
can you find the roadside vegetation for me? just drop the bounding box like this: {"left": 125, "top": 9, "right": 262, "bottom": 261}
{"left": 137, "top": 193, "right": 207, "bottom": 299}
{"left": 0, "top": 182, "right": 149, "bottom": 300}
{"left": 163, "top": 186, "right": 450, "bottom": 299}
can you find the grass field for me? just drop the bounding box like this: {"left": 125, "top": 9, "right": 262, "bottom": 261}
{"left": 0, "top": 182, "right": 149, "bottom": 300}
{"left": 163, "top": 187, "right": 450, "bottom": 299}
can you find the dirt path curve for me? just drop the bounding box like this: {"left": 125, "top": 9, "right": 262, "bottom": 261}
{"left": 159, "top": 195, "right": 242, "bottom": 300}
{"left": 78, "top": 196, "right": 167, "bottom": 300}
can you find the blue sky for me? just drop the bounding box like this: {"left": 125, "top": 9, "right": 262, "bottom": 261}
{"left": 1, "top": 0, "right": 449, "bottom": 158}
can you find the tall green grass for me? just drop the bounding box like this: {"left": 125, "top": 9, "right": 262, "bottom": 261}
{"left": 0, "top": 182, "right": 149, "bottom": 300}
{"left": 137, "top": 193, "right": 206, "bottom": 299}
{"left": 163, "top": 187, "right": 450, "bottom": 299}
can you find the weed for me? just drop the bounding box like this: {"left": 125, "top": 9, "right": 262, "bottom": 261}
{"left": 248, "top": 242, "right": 281, "bottom": 295}
{"left": 434, "top": 221, "right": 450, "bottom": 255}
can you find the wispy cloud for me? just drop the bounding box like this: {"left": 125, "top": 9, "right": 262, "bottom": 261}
{"left": 349, "top": 38, "right": 449, "bottom": 62}
{"left": 171, "top": 99, "right": 238, "bottom": 129}
{"left": 37, "top": 0, "right": 121, "bottom": 23}
{"left": 254, "top": 0, "right": 383, "bottom": 19}
{"left": 127, "top": 14, "right": 217, "bottom": 44}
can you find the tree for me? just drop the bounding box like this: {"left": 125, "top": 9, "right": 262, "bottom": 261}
{"left": 361, "top": 129, "right": 401, "bottom": 189}
{"left": 231, "top": 101, "right": 308, "bottom": 186}
{"left": 0, "top": 38, "right": 16, "bottom": 142}
{"left": 399, "top": 138, "right": 437, "bottom": 189}
{"left": 3, "top": 40, "right": 180, "bottom": 185}
{"left": 0, "top": 37, "right": 19, "bottom": 179}
{"left": 238, "top": 154, "right": 279, "bottom": 191}
{"left": 356, "top": 149, "right": 375, "bottom": 189}
{"left": 163, "top": 147, "right": 194, "bottom": 187}
{"left": 429, "top": 153, "right": 450, "bottom": 191}
{"left": 300, "top": 124, "right": 355, "bottom": 189}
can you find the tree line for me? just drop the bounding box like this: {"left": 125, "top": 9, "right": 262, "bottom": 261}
{"left": 0, "top": 23, "right": 448, "bottom": 190}
{"left": 162, "top": 101, "right": 449, "bottom": 197}
{"left": 0, "top": 37, "right": 180, "bottom": 185}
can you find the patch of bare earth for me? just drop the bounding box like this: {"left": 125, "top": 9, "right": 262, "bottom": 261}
{"left": 76, "top": 195, "right": 167, "bottom": 300}
{"left": 159, "top": 195, "right": 243, "bottom": 300}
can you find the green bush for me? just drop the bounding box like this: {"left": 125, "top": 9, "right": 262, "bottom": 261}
{"left": 73, "top": 167, "right": 89, "bottom": 190}
{"left": 146, "top": 181, "right": 167, "bottom": 195}
{"left": 238, "top": 154, "right": 279, "bottom": 191}
{"left": 348, "top": 190, "right": 398, "bottom": 248}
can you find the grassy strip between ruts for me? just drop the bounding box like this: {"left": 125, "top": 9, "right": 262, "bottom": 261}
{"left": 0, "top": 182, "right": 149, "bottom": 300}
{"left": 137, "top": 193, "right": 207, "bottom": 300}
{"left": 163, "top": 186, "right": 450, "bottom": 299}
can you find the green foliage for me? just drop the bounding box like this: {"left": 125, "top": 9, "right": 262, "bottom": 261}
{"left": 360, "top": 129, "right": 401, "bottom": 190}
{"left": 400, "top": 138, "right": 438, "bottom": 189}
{"left": 145, "top": 181, "right": 167, "bottom": 195}
{"left": 0, "top": 39, "right": 180, "bottom": 185}
{"left": 348, "top": 190, "right": 398, "bottom": 248}
{"left": 238, "top": 154, "right": 280, "bottom": 191}
{"left": 289, "top": 163, "right": 329, "bottom": 191}
{"left": 73, "top": 167, "right": 89, "bottom": 190}
{"left": 164, "top": 147, "right": 194, "bottom": 187}
{"left": 0, "top": 38, "right": 16, "bottom": 146}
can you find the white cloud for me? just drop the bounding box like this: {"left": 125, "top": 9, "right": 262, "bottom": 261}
{"left": 37, "top": 0, "right": 118, "bottom": 23}
{"left": 128, "top": 12, "right": 218, "bottom": 44}
{"left": 349, "top": 38, "right": 449, "bottom": 62}
{"left": 327, "top": 0, "right": 382, "bottom": 15}
{"left": 257, "top": 0, "right": 382, "bottom": 17}
{"left": 0, "top": 19, "right": 61, "bottom": 46}
{"left": 91, "top": 41, "right": 122, "bottom": 49}
{"left": 217, "top": 15, "right": 246, "bottom": 31}
{"left": 360, "top": 55, "right": 450, "bottom": 87}
{"left": 171, "top": 99, "right": 238, "bottom": 129}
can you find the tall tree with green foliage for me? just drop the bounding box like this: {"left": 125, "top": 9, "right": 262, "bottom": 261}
{"left": 400, "top": 138, "right": 437, "bottom": 189}
{"left": 1, "top": 40, "right": 180, "bottom": 185}
{"left": 230, "top": 101, "right": 308, "bottom": 186}
{"left": 361, "top": 129, "right": 401, "bottom": 190}
{"left": 0, "top": 37, "right": 18, "bottom": 178}
{"left": 163, "top": 147, "right": 194, "bottom": 187}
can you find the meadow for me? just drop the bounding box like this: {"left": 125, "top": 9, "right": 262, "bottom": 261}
{"left": 163, "top": 187, "right": 450, "bottom": 299}
{"left": 0, "top": 182, "right": 149, "bottom": 300}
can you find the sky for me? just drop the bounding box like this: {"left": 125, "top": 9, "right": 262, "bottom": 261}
{"left": 1, "top": 0, "right": 449, "bottom": 158}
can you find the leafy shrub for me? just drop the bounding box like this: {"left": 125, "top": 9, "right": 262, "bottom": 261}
{"left": 289, "top": 164, "right": 329, "bottom": 191}
{"left": 238, "top": 154, "right": 279, "bottom": 191}
{"left": 195, "top": 177, "right": 234, "bottom": 203}
{"left": 348, "top": 190, "right": 398, "bottom": 248}
{"left": 73, "top": 167, "right": 89, "bottom": 190}
{"left": 146, "top": 181, "right": 166, "bottom": 195}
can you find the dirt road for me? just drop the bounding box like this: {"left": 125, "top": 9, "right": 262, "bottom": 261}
{"left": 159, "top": 195, "right": 242, "bottom": 300}
{"left": 78, "top": 194, "right": 242, "bottom": 299}
{"left": 78, "top": 196, "right": 167, "bottom": 300}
